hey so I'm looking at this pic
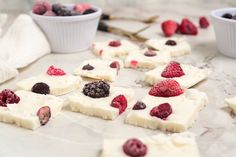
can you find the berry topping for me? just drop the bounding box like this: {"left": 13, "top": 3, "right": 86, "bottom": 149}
{"left": 37, "top": 106, "right": 51, "bottom": 125}
{"left": 83, "top": 9, "right": 96, "bottom": 15}
{"left": 130, "top": 60, "right": 138, "bottom": 69}
{"left": 150, "top": 103, "right": 172, "bottom": 120}
{"left": 83, "top": 81, "right": 110, "bottom": 98}
{"left": 199, "top": 16, "right": 210, "bottom": 28}
{"left": 0, "top": 89, "right": 20, "bottom": 107}
{"left": 31, "top": 82, "right": 50, "bottom": 95}
{"left": 222, "top": 13, "right": 233, "bottom": 19}
{"left": 165, "top": 40, "right": 177, "bottom": 46}
{"left": 108, "top": 40, "right": 121, "bottom": 47}
{"left": 32, "top": 0, "right": 51, "bottom": 15}
{"left": 144, "top": 50, "right": 157, "bottom": 57}
{"left": 47, "top": 65, "right": 66, "bottom": 76}
{"left": 111, "top": 95, "right": 127, "bottom": 114}
{"left": 52, "top": 4, "right": 73, "bottom": 16}
{"left": 123, "top": 138, "right": 147, "bottom": 157}
{"left": 149, "top": 79, "right": 184, "bottom": 97}
{"left": 132, "top": 101, "right": 146, "bottom": 110}
{"left": 179, "top": 18, "right": 198, "bottom": 35}
{"left": 110, "top": 61, "right": 120, "bottom": 69}
{"left": 82, "top": 64, "right": 94, "bottom": 70}
{"left": 161, "top": 20, "right": 178, "bottom": 37}
{"left": 74, "top": 3, "right": 92, "bottom": 14}
{"left": 161, "top": 61, "right": 185, "bottom": 78}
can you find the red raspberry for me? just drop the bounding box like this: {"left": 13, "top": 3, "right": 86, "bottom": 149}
{"left": 0, "top": 89, "right": 20, "bottom": 107}
{"left": 130, "top": 60, "right": 138, "bottom": 69}
{"left": 110, "top": 61, "right": 120, "bottom": 69}
{"left": 123, "top": 138, "right": 147, "bottom": 157}
{"left": 149, "top": 79, "right": 184, "bottom": 97}
{"left": 150, "top": 103, "right": 172, "bottom": 120}
{"left": 74, "top": 3, "right": 92, "bottom": 14}
{"left": 108, "top": 40, "right": 121, "bottom": 47}
{"left": 47, "top": 65, "right": 66, "bottom": 76}
{"left": 161, "top": 20, "right": 178, "bottom": 37}
{"left": 111, "top": 95, "right": 127, "bottom": 114}
{"left": 37, "top": 106, "right": 51, "bottom": 125}
{"left": 199, "top": 16, "right": 210, "bottom": 28}
{"left": 32, "top": 0, "right": 51, "bottom": 15}
{"left": 179, "top": 18, "right": 198, "bottom": 35}
{"left": 161, "top": 61, "right": 185, "bottom": 78}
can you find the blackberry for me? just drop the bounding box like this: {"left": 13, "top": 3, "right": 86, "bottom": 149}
{"left": 52, "top": 4, "right": 72, "bottom": 16}
{"left": 165, "top": 39, "right": 177, "bottom": 46}
{"left": 132, "top": 101, "right": 146, "bottom": 110}
{"left": 83, "top": 81, "right": 110, "bottom": 98}
{"left": 83, "top": 9, "right": 96, "bottom": 15}
{"left": 31, "top": 82, "right": 50, "bottom": 95}
{"left": 52, "top": 3, "right": 63, "bottom": 15}
{"left": 222, "top": 13, "right": 233, "bottom": 19}
{"left": 82, "top": 64, "right": 94, "bottom": 70}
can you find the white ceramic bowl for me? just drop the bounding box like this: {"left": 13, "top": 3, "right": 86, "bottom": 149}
{"left": 31, "top": 5, "right": 102, "bottom": 53}
{"left": 211, "top": 8, "right": 236, "bottom": 58}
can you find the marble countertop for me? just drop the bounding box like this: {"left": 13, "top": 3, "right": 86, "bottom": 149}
{"left": 1, "top": 2, "right": 236, "bottom": 157}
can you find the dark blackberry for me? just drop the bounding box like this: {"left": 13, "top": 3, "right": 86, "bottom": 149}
{"left": 83, "top": 81, "right": 110, "bottom": 98}
{"left": 233, "top": 15, "right": 236, "bottom": 20}
{"left": 52, "top": 4, "right": 72, "bottom": 16}
{"left": 165, "top": 40, "right": 177, "bottom": 46}
{"left": 132, "top": 101, "right": 146, "bottom": 110}
{"left": 82, "top": 64, "right": 94, "bottom": 70}
{"left": 83, "top": 9, "right": 96, "bottom": 15}
{"left": 222, "top": 13, "right": 233, "bottom": 19}
{"left": 31, "top": 82, "right": 50, "bottom": 95}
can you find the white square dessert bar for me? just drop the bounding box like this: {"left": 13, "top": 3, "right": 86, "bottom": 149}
{"left": 0, "top": 90, "right": 64, "bottom": 130}
{"left": 68, "top": 85, "right": 135, "bottom": 120}
{"left": 92, "top": 40, "right": 140, "bottom": 59}
{"left": 74, "top": 59, "right": 123, "bottom": 82}
{"left": 125, "top": 89, "right": 208, "bottom": 132}
{"left": 145, "top": 63, "right": 208, "bottom": 88}
{"left": 146, "top": 38, "right": 191, "bottom": 57}
{"left": 225, "top": 97, "right": 236, "bottom": 114}
{"left": 101, "top": 132, "right": 200, "bottom": 157}
{"left": 124, "top": 49, "right": 171, "bottom": 69}
{"left": 16, "top": 66, "right": 82, "bottom": 96}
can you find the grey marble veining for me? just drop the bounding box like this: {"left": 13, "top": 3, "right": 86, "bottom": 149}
{"left": 0, "top": 1, "right": 236, "bottom": 157}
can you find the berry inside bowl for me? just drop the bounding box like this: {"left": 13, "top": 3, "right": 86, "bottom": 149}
{"left": 211, "top": 8, "right": 236, "bottom": 58}
{"left": 31, "top": 2, "right": 102, "bottom": 53}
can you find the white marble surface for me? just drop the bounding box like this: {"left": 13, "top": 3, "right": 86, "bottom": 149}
{"left": 1, "top": 2, "right": 236, "bottom": 157}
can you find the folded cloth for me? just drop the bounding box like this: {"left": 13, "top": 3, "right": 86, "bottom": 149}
{"left": 0, "top": 14, "right": 51, "bottom": 69}
{"left": 0, "top": 13, "right": 8, "bottom": 36}
{"left": 0, "top": 59, "right": 18, "bottom": 84}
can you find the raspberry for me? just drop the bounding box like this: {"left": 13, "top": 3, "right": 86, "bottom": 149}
{"left": 132, "top": 101, "right": 146, "bottom": 110}
{"left": 161, "top": 20, "right": 178, "bottom": 37}
{"left": 111, "top": 95, "right": 127, "bottom": 114}
{"left": 0, "top": 89, "right": 20, "bottom": 107}
{"left": 123, "top": 138, "right": 147, "bottom": 157}
{"left": 130, "top": 60, "right": 138, "bottom": 69}
{"left": 83, "top": 81, "right": 110, "bottom": 98}
{"left": 47, "top": 65, "right": 66, "bottom": 76}
{"left": 165, "top": 40, "right": 177, "bottom": 46}
{"left": 149, "top": 79, "right": 184, "bottom": 97}
{"left": 31, "top": 82, "right": 50, "bottom": 95}
{"left": 222, "top": 13, "right": 232, "bottom": 19}
{"left": 199, "top": 16, "right": 209, "bottom": 28}
{"left": 108, "top": 40, "right": 121, "bottom": 47}
{"left": 32, "top": 0, "right": 51, "bottom": 15}
{"left": 150, "top": 103, "right": 172, "bottom": 120}
{"left": 74, "top": 3, "right": 92, "bottom": 14}
{"left": 179, "top": 18, "right": 198, "bottom": 35}
{"left": 82, "top": 64, "right": 94, "bottom": 70}
{"left": 161, "top": 61, "right": 185, "bottom": 78}
{"left": 44, "top": 10, "right": 56, "bottom": 16}
{"left": 110, "top": 61, "right": 120, "bottom": 69}
{"left": 144, "top": 50, "right": 157, "bottom": 57}
{"left": 37, "top": 106, "right": 51, "bottom": 125}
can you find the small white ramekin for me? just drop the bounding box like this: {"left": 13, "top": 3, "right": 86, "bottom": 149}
{"left": 31, "top": 4, "right": 102, "bottom": 53}
{"left": 211, "top": 8, "right": 236, "bottom": 58}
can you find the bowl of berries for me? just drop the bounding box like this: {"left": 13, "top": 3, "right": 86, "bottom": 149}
{"left": 211, "top": 8, "right": 236, "bottom": 58}
{"left": 31, "top": 0, "right": 102, "bottom": 53}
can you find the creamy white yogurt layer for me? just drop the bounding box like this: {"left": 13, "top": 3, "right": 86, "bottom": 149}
{"left": 225, "top": 97, "right": 236, "bottom": 114}
{"left": 125, "top": 89, "right": 208, "bottom": 132}
{"left": 145, "top": 63, "right": 208, "bottom": 88}
{"left": 101, "top": 132, "right": 200, "bottom": 157}
{"left": 0, "top": 90, "right": 64, "bottom": 130}
{"left": 16, "top": 74, "right": 82, "bottom": 96}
